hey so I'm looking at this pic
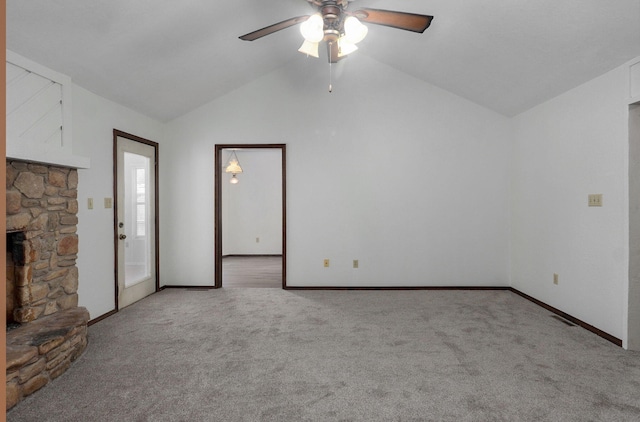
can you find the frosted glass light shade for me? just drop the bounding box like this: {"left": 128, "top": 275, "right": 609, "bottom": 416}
{"left": 300, "top": 14, "right": 324, "bottom": 42}
{"left": 230, "top": 174, "right": 239, "bottom": 184}
{"left": 343, "top": 16, "right": 368, "bottom": 44}
{"left": 298, "top": 40, "right": 320, "bottom": 58}
{"left": 338, "top": 38, "right": 358, "bottom": 57}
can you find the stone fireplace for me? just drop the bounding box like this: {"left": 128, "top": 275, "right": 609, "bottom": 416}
{"left": 5, "top": 160, "right": 89, "bottom": 410}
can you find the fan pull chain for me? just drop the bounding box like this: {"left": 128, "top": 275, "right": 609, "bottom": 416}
{"left": 328, "top": 42, "right": 333, "bottom": 93}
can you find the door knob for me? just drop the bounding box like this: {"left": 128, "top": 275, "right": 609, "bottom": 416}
{"left": 119, "top": 234, "right": 127, "bottom": 240}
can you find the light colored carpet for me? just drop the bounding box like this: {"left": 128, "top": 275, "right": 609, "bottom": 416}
{"left": 7, "top": 289, "right": 640, "bottom": 421}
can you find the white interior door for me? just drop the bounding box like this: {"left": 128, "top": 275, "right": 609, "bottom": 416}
{"left": 116, "top": 134, "right": 157, "bottom": 309}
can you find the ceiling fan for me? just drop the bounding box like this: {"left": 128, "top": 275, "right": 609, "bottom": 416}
{"left": 239, "top": 0, "right": 434, "bottom": 63}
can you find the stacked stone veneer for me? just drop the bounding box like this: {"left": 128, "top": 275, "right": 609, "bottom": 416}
{"left": 6, "top": 160, "right": 89, "bottom": 410}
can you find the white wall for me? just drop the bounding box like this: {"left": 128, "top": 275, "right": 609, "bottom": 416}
{"left": 161, "top": 55, "right": 512, "bottom": 287}
{"left": 72, "top": 84, "right": 164, "bottom": 320}
{"left": 222, "top": 149, "right": 282, "bottom": 255}
{"left": 511, "top": 65, "right": 630, "bottom": 340}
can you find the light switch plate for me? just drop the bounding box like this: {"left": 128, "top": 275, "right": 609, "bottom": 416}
{"left": 104, "top": 198, "right": 113, "bottom": 208}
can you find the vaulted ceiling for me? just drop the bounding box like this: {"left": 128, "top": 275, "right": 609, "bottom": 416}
{"left": 7, "top": 0, "right": 640, "bottom": 122}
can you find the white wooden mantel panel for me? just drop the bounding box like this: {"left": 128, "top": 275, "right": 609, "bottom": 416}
{"left": 5, "top": 50, "right": 90, "bottom": 169}
{"left": 7, "top": 64, "right": 63, "bottom": 151}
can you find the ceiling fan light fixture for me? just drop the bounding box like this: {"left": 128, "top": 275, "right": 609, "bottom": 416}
{"left": 343, "top": 16, "right": 368, "bottom": 44}
{"left": 230, "top": 174, "right": 239, "bottom": 184}
{"left": 300, "top": 13, "right": 324, "bottom": 42}
{"left": 298, "top": 40, "right": 320, "bottom": 58}
{"left": 337, "top": 38, "right": 358, "bottom": 57}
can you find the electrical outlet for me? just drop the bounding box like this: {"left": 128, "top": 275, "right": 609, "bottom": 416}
{"left": 324, "top": 259, "right": 330, "bottom": 268}
{"left": 553, "top": 273, "right": 559, "bottom": 285}
{"left": 87, "top": 198, "right": 94, "bottom": 210}
{"left": 353, "top": 260, "right": 359, "bottom": 269}
{"left": 588, "top": 194, "right": 603, "bottom": 207}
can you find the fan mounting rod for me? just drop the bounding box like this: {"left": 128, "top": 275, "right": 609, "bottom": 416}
{"left": 307, "top": 0, "right": 350, "bottom": 8}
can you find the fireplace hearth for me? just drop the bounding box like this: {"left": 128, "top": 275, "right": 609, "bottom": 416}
{"left": 5, "top": 160, "right": 89, "bottom": 410}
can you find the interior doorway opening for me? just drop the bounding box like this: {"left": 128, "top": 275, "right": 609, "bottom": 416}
{"left": 214, "top": 144, "right": 286, "bottom": 288}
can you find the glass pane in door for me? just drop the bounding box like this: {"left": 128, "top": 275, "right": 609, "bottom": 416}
{"left": 124, "top": 152, "right": 151, "bottom": 287}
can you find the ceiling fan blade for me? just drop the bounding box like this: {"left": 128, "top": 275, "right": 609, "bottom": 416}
{"left": 352, "top": 8, "right": 433, "bottom": 33}
{"left": 239, "top": 16, "right": 310, "bottom": 41}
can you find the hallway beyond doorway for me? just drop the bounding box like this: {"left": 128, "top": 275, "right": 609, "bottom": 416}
{"left": 222, "top": 256, "right": 282, "bottom": 288}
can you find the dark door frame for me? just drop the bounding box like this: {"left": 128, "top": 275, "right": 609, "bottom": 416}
{"left": 214, "top": 144, "right": 286, "bottom": 288}
{"left": 629, "top": 103, "right": 640, "bottom": 350}
{"left": 113, "top": 129, "right": 160, "bottom": 310}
